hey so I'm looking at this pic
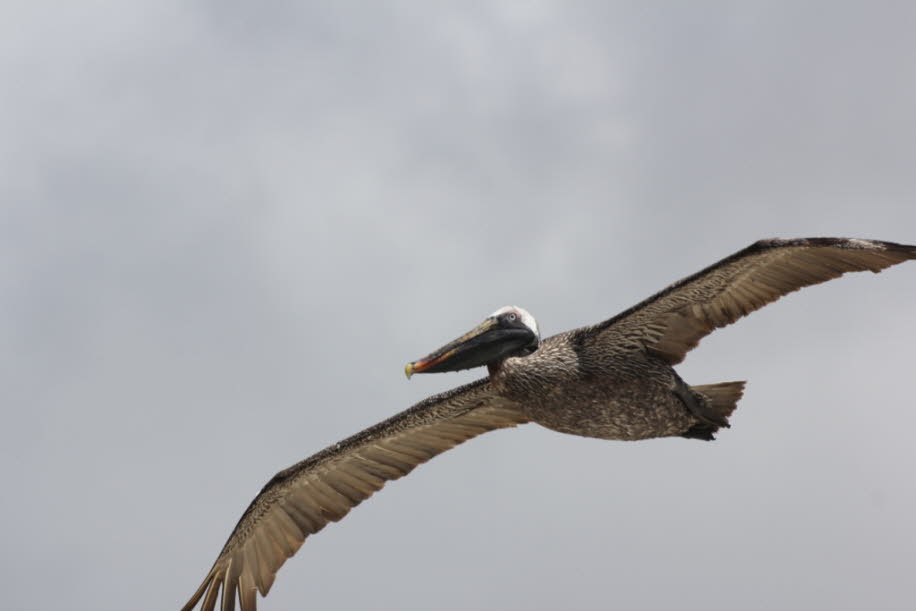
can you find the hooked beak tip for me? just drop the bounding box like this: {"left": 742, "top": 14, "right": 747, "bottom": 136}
{"left": 404, "top": 363, "right": 415, "bottom": 379}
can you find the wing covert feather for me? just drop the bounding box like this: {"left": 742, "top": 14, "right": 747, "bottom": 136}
{"left": 586, "top": 237, "right": 916, "bottom": 364}
{"left": 182, "top": 378, "right": 526, "bottom": 611}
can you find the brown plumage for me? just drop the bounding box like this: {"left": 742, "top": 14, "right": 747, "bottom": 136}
{"left": 182, "top": 237, "right": 914, "bottom": 611}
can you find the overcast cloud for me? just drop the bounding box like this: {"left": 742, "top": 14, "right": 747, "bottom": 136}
{"left": 2, "top": 2, "right": 915, "bottom": 610}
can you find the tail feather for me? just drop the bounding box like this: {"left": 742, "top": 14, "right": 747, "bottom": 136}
{"left": 681, "top": 381, "right": 746, "bottom": 440}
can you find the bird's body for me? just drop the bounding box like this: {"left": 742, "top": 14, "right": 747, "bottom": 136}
{"left": 491, "top": 331, "right": 710, "bottom": 440}
{"left": 182, "top": 237, "right": 915, "bottom": 611}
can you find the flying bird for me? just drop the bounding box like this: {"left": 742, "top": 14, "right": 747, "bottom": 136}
{"left": 182, "top": 237, "right": 914, "bottom": 611}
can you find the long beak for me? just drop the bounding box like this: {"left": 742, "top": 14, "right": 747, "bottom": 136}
{"left": 405, "top": 317, "right": 534, "bottom": 378}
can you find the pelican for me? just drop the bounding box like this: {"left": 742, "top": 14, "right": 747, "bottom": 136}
{"left": 182, "top": 237, "right": 914, "bottom": 611}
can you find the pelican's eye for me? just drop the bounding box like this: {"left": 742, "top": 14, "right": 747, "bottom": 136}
{"left": 507, "top": 312, "right": 517, "bottom": 322}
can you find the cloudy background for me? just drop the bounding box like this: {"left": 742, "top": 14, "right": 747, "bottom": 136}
{"left": 3, "top": 2, "right": 916, "bottom": 610}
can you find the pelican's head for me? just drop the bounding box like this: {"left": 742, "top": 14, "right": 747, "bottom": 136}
{"left": 404, "top": 306, "right": 540, "bottom": 378}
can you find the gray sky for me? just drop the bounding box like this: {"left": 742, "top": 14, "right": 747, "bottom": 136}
{"left": 3, "top": 2, "right": 916, "bottom": 610}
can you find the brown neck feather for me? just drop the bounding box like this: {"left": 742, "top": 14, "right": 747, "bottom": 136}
{"left": 487, "top": 360, "right": 502, "bottom": 378}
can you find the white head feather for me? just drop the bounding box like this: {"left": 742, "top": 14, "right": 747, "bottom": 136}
{"left": 489, "top": 305, "right": 540, "bottom": 339}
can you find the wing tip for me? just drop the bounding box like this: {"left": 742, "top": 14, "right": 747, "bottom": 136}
{"left": 181, "top": 570, "right": 214, "bottom": 611}
{"left": 182, "top": 565, "right": 225, "bottom": 611}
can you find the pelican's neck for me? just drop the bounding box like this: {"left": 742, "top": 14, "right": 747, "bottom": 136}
{"left": 486, "top": 355, "right": 521, "bottom": 380}
{"left": 487, "top": 360, "right": 503, "bottom": 378}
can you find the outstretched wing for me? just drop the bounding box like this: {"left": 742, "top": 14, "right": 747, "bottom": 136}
{"left": 585, "top": 237, "right": 916, "bottom": 364}
{"left": 182, "top": 379, "right": 527, "bottom": 611}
